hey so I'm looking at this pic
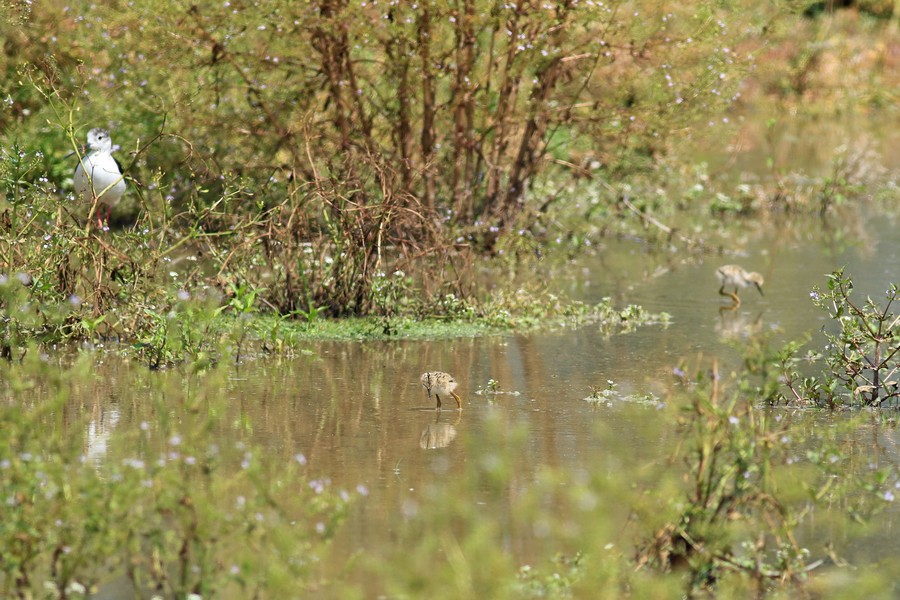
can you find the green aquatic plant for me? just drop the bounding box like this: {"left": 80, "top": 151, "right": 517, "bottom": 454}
{"left": 515, "top": 553, "right": 585, "bottom": 598}
{"left": 585, "top": 380, "right": 619, "bottom": 406}
{"left": 810, "top": 270, "right": 899, "bottom": 407}
{"left": 585, "top": 380, "right": 660, "bottom": 407}
{"left": 759, "top": 271, "right": 899, "bottom": 408}
{"left": 638, "top": 363, "right": 821, "bottom": 595}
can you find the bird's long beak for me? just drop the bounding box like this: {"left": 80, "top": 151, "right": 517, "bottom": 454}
{"left": 755, "top": 283, "right": 764, "bottom": 296}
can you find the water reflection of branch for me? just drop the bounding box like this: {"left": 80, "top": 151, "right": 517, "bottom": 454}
{"left": 619, "top": 195, "right": 709, "bottom": 250}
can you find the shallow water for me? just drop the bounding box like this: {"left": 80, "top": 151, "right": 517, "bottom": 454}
{"left": 66, "top": 106, "right": 900, "bottom": 597}
{"left": 72, "top": 202, "right": 900, "bottom": 596}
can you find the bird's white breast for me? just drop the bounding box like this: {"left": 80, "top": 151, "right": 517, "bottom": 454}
{"left": 74, "top": 153, "right": 125, "bottom": 206}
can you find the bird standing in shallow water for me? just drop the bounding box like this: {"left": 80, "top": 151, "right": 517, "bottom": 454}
{"left": 73, "top": 128, "right": 126, "bottom": 227}
{"left": 420, "top": 371, "right": 462, "bottom": 411}
{"left": 716, "top": 264, "right": 764, "bottom": 307}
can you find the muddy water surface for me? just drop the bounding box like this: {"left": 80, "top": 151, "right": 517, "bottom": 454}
{"left": 75, "top": 203, "right": 900, "bottom": 595}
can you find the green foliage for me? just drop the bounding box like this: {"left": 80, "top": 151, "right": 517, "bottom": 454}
{"left": 758, "top": 271, "right": 899, "bottom": 408}
{"left": 515, "top": 553, "right": 584, "bottom": 598}
{"left": 810, "top": 270, "right": 899, "bottom": 407}
{"left": 133, "top": 289, "right": 224, "bottom": 369}
{"left": 637, "top": 365, "right": 822, "bottom": 596}
{"left": 371, "top": 270, "right": 416, "bottom": 317}
{"left": 3, "top": 0, "right": 775, "bottom": 231}
{"left": 0, "top": 353, "right": 353, "bottom": 598}
{"left": 0, "top": 0, "right": 895, "bottom": 329}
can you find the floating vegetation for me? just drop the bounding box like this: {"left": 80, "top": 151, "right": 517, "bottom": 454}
{"left": 474, "top": 379, "right": 522, "bottom": 397}
{"left": 585, "top": 380, "right": 663, "bottom": 408}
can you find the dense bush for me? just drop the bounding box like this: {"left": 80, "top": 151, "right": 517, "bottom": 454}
{"left": 0, "top": 0, "right": 789, "bottom": 317}
{"left": 757, "top": 270, "right": 900, "bottom": 408}
{"left": 5, "top": 0, "right": 766, "bottom": 216}
{"left": 2, "top": 0, "right": 895, "bottom": 322}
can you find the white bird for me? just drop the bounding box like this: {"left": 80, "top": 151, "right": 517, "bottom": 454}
{"left": 73, "top": 128, "right": 126, "bottom": 226}
{"left": 716, "top": 264, "right": 764, "bottom": 307}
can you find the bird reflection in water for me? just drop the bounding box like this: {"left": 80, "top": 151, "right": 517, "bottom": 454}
{"left": 716, "top": 308, "right": 764, "bottom": 341}
{"left": 419, "top": 412, "right": 461, "bottom": 450}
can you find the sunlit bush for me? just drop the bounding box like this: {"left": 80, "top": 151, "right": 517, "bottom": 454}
{"left": 4, "top": 0, "right": 790, "bottom": 240}
{"left": 760, "top": 270, "right": 900, "bottom": 408}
